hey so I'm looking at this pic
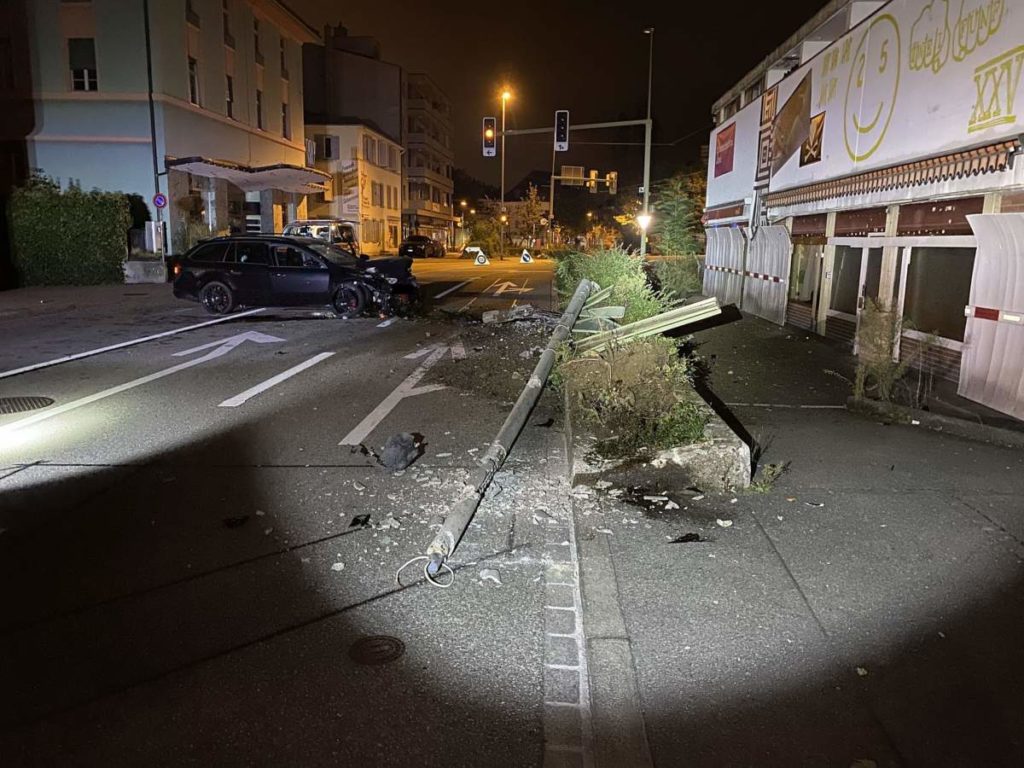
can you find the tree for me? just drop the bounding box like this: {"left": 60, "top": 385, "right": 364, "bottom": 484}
{"left": 507, "top": 184, "right": 546, "bottom": 245}
{"left": 649, "top": 168, "right": 706, "bottom": 256}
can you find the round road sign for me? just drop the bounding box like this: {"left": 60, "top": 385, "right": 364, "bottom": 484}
{"left": 152, "top": 193, "right": 168, "bottom": 209}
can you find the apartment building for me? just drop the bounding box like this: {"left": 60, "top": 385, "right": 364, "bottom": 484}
{"left": 307, "top": 122, "right": 403, "bottom": 256}
{"left": 704, "top": 0, "right": 1024, "bottom": 419}
{"left": 25, "top": 0, "right": 327, "bottom": 252}
{"left": 404, "top": 73, "right": 455, "bottom": 248}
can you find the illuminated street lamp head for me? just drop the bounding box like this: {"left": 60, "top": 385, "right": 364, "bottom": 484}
{"left": 586, "top": 211, "right": 593, "bottom": 219}
{"left": 501, "top": 88, "right": 512, "bottom": 102}
{"left": 500, "top": 214, "right": 508, "bottom": 223}
{"left": 470, "top": 208, "right": 476, "bottom": 215}
{"left": 636, "top": 212, "right": 653, "bottom": 231}
{"left": 460, "top": 200, "right": 467, "bottom": 208}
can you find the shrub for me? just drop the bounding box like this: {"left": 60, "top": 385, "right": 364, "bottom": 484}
{"left": 10, "top": 175, "right": 130, "bottom": 286}
{"left": 654, "top": 255, "right": 702, "bottom": 301}
{"left": 555, "top": 245, "right": 667, "bottom": 323}
{"left": 561, "top": 338, "right": 707, "bottom": 458}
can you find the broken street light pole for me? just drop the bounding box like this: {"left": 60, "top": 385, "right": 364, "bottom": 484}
{"left": 425, "top": 279, "right": 596, "bottom": 575}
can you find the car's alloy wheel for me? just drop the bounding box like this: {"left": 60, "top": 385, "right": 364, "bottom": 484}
{"left": 200, "top": 281, "right": 235, "bottom": 315}
{"left": 334, "top": 283, "right": 366, "bottom": 319}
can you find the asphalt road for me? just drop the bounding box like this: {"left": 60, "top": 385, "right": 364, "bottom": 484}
{"left": 0, "top": 256, "right": 571, "bottom": 766}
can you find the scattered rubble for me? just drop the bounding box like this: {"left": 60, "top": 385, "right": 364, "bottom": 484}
{"left": 479, "top": 568, "right": 502, "bottom": 586}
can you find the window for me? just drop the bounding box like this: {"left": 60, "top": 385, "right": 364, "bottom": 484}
{"left": 68, "top": 38, "right": 97, "bottom": 92}
{"left": 281, "top": 102, "right": 290, "bottom": 139}
{"left": 904, "top": 247, "right": 976, "bottom": 341}
{"left": 378, "top": 142, "right": 388, "bottom": 167}
{"left": 324, "top": 135, "right": 334, "bottom": 159}
{"left": 232, "top": 242, "right": 271, "bottom": 265}
{"left": 253, "top": 17, "right": 262, "bottom": 64}
{"left": 188, "top": 242, "right": 229, "bottom": 262}
{"left": 371, "top": 181, "right": 384, "bottom": 207}
{"left": 222, "top": 0, "right": 234, "bottom": 47}
{"left": 363, "top": 135, "right": 376, "bottom": 162}
{"left": 187, "top": 57, "right": 200, "bottom": 106}
{"left": 273, "top": 245, "right": 319, "bottom": 268}
{"left": 279, "top": 38, "right": 288, "bottom": 79}
{"left": 225, "top": 75, "right": 234, "bottom": 117}
{"left": 186, "top": 0, "right": 200, "bottom": 27}
{"left": 830, "top": 246, "right": 863, "bottom": 316}
{"left": 255, "top": 89, "right": 263, "bottom": 129}
{"left": 388, "top": 146, "right": 398, "bottom": 171}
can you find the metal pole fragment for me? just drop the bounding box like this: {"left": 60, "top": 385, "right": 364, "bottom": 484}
{"left": 425, "top": 279, "right": 595, "bottom": 574}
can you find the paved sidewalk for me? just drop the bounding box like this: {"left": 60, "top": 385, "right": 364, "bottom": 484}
{"left": 576, "top": 313, "right": 1024, "bottom": 767}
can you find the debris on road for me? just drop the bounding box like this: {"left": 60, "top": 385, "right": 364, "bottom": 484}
{"left": 331, "top": 562, "right": 345, "bottom": 572}
{"left": 223, "top": 515, "right": 249, "bottom": 529}
{"left": 380, "top": 432, "right": 422, "bottom": 470}
{"left": 715, "top": 519, "right": 733, "bottom": 528}
{"left": 482, "top": 304, "right": 535, "bottom": 324}
{"left": 804, "top": 501, "right": 825, "bottom": 508}
{"left": 596, "top": 528, "right": 614, "bottom": 535}
{"left": 352, "top": 480, "right": 367, "bottom": 492}
{"left": 670, "top": 533, "right": 705, "bottom": 543}
{"left": 479, "top": 568, "right": 502, "bottom": 585}
{"left": 856, "top": 666, "right": 869, "bottom": 677}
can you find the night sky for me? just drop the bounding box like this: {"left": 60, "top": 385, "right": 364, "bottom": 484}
{"left": 291, "top": 0, "right": 826, "bottom": 190}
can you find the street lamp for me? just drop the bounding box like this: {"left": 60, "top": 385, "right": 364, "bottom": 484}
{"left": 500, "top": 88, "right": 512, "bottom": 212}
{"left": 640, "top": 27, "right": 654, "bottom": 259}
{"left": 636, "top": 212, "right": 652, "bottom": 232}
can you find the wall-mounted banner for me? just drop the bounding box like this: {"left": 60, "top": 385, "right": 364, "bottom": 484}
{"left": 715, "top": 123, "right": 737, "bottom": 177}
{"left": 768, "top": 0, "right": 1024, "bottom": 192}
{"left": 771, "top": 73, "right": 812, "bottom": 175}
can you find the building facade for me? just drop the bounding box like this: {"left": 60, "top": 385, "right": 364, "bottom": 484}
{"left": 25, "top": 0, "right": 326, "bottom": 253}
{"left": 704, "top": 0, "right": 1024, "bottom": 419}
{"left": 302, "top": 25, "right": 403, "bottom": 146}
{"left": 306, "top": 123, "right": 403, "bottom": 256}
{"left": 404, "top": 73, "right": 455, "bottom": 247}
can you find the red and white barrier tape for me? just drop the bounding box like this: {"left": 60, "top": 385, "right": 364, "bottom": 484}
{"left": 965, "top": 305, "right": 1024, "bottom": 325}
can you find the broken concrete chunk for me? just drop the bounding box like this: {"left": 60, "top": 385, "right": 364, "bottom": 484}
{"left": 331, "top": 562, "right": 345, "bottom": 572}
{"left": 715, "top": 519, "right": 733, "bottom": 528}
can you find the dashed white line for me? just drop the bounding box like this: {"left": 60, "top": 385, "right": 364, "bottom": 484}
{"left": 218, "top": 352, "right": 335, "bottom": 407}
{"left": 0, "top": 308, "right": 265, "bottom": 380}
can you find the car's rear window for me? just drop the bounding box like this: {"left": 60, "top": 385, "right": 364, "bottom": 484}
{"left": 188, "top": 242, "right": 230, "bottom": 262}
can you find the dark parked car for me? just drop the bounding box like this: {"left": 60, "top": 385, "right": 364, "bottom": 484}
{"left": 171, "top": 235, "right": 419, "bottom": 318}
{"left": 399, "top": 235, "right": 445, "bottom": 259}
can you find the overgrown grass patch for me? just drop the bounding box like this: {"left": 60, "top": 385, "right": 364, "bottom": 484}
{"left": 554, "top": 246, "right": 667, "bottom": 323}
{"left": 561, "top": 337, "right": 707, "bottom": 459}
{"left": 654, "top": 255, "right": 702, "bottom": 301}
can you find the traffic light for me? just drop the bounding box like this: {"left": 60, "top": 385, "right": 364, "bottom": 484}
{"left": 482, "top": 117, "right": 497, "bottom": 157}
{"left": 588, "top": 169, "right": 598, "bottom": 194}
{"left": 607, "top": 171, "right": 618, "bottom": 195}
{"left": 554, "top": 109, "right": 569, "bottom": 152}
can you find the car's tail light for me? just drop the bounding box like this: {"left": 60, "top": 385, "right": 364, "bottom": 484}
{"left": 172, "top": 263, "right": 182, "bottom": 276}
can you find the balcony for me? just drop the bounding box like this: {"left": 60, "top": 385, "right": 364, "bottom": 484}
{"left": 406, "top": 166, "right": 452, "bottom": 190}
{"left": 406, "top": 99, "right": 452, "bottom": 126}
{"left": 405, "top": 131, "right": 452, "bottom": 159}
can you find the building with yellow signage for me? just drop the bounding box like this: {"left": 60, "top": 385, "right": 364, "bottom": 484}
{"left": 704, "top": 0, "right": 1024, "bottom": 419}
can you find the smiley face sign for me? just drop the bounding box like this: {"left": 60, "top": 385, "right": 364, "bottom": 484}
{"left": 844, "top": 14, "right": 902, "bottom": 163}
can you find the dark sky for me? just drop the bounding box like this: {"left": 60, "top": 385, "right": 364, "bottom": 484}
{"left": 290, "top": 0, "right": 826, "bottom": 190}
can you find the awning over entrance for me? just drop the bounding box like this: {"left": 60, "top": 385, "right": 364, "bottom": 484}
{"left": 765, "top": 139, "right": 1020, "bottom": 208}
{"left": 165, "top": 156, "right": 330, "bottom": 194}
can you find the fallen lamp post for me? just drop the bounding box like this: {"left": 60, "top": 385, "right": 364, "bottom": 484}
{"left": 418, "top": 278, "right": 596, "bottom": 582}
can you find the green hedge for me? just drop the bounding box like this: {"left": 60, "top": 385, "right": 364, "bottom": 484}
{"left": 10, "top": 176, "right": 130, "bottom": 286}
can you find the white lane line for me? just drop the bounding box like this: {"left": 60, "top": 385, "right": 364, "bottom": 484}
{"left": 218, "top": 352, "right": 335, "bottom": 408}
{"left": 0, "top": 332, "right": 275, "bottom": 434}
{"left": 433, "top": 279, "right": 475, "bottom": 299}
{"left": 339, "top": 345, "right": 448, "bottom": 445}
{"left": 0, "top": 308, "right": 265, "bottom": 380}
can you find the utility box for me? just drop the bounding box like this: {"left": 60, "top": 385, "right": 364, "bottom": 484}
{"left": 144, "top": 220, "right": 166, "bottom": 254}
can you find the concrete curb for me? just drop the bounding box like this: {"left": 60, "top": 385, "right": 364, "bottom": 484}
{"left": 846, "top": 396, "right": 1024, "bottom": 449}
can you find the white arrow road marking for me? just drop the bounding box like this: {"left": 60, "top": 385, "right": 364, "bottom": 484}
{"left": 0, "top": 331, "right": 284, "bottom": 435}
{"left": 218, "top": 352, "right": 335, "bottom": 408}
{"left": 339, "top": 345, "right": 448, "bottom": 446}
{"left": 492, "top": 281, "right": 533, "bottom": 296}
{"left": 511, "top": 279, "right": 530, "bottom": 308}
{"left": 459, "top": 277, "right": 504, "bottom": 312}
{"left": 0, "top": 308, "right": 265, "bottom": 380}
{"left": 434, "top": 279, "right": 475, "bottom": 299}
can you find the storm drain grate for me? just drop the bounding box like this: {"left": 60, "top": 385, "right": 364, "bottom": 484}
{"left": 349, "top": 635, "right": 405, "bottom": 666}
{"left": 0, "top": 397, "right": 55, "bottom": 415}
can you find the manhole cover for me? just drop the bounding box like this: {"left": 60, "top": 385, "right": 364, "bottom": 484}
{"left": 349, "top": 635, "right": 405, "bottom": 666}
{"left": 0, "top": 397, "right": 54, "bottom": 415}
